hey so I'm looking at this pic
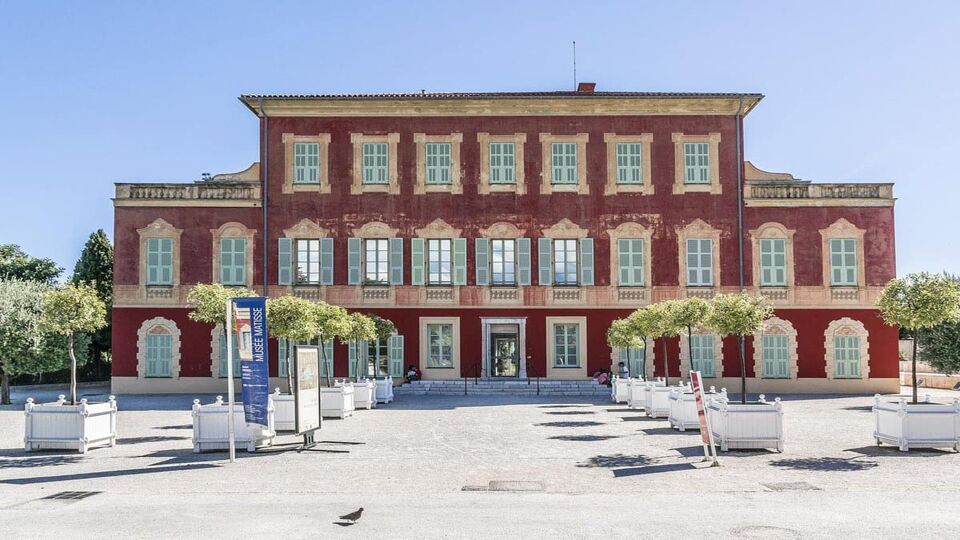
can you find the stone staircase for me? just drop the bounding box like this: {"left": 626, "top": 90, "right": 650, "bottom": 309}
{"left": 393, "top": 379, "right": 611, "bottom": 397}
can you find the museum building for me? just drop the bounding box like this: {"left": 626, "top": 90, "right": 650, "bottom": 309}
{"left": 110, "top": 83, "right": 898, "bottom": 394}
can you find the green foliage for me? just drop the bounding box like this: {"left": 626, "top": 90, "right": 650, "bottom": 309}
{"left": 0, "top": 244, "right": 62, "bottom": 284}
{"left": 342, "top": 312, "right": 377, "bottom": 344}
{"left": 647, "top": 300, "right": 684, "bottom": 338}
{"left": 39, "top": 283, "right": 107, "bottom": 336}
{"left": 71, "top": 229, "right": 114, "bottom": 376}
{"left": 266, "top": 296, "right": 319, "bottom": 342}
{"left": 607, "top": 318, "right": 643, "bottom": 349}
{"left": 314, "top": 302, "right": 351, "bottom": 340}
{"left": 671, "top": 297, "right": 712, "bottom": 330}
{"left": 17, "top": 332, "right": 92, "bottom": 375}
{"left": 186, "top": 283, "right": 257, "bottom": 327}
{"left": 0, "top": 279, "right": 48, "bottom": 379}
{"left": 918, "top": 320, "right": 960, "bottom": 374}
{"left": 877, "top": 272, "right": 960, "bottom": 333}
{"left": 368, "top": 314, "right": 396, "bottom": 341}
{"left": 705, "top": 293, "right": 773, "bottom": 338}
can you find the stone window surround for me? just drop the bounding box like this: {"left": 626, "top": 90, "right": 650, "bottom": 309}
{"left": 539, "top": 133, "right": 590, "bottom": 195}
{"left": 419, "top": 316, "right": 461, "bottom": 374}
{"left": 209, "top": 325, "right": 239, "bottom": 378}
{"left": 752, "top": 316, "right": 799, "bottom": 380}
{"left": 136, "top": 317, "right": 181, "bottom": 379}
{"left": 413, "top": 133, "right": 463, "bottom": 194}
{"left": 350, "top": 133, "right": 400, "bottom": 195}
{"left": 282, "top": 133, "right": 331, "bottom": 194}
{"left": 749, "top": 222, "right": 796, "bottom": 289}
{"left": 824, "top": 317, "right": 871, "bottom": 380}
{"left": 676, "top": 219, "right": 721, "bottom": 289}
{"left": 819, "top": 218, "right": 866, "bottom": 288}
{"left": 609, "top": 338, "right": 656, "bottom": 380}
{"left": 138, "top": 218, "right": 182, "bottom": 288}
{"left": 479, "top": 222, "right": 526, "bottom": 239}
{"left": 351, "top": 221, "right": 399, "bottom": 288}
{"left": 546, "top": 316, "right": 588, "bottom": 379}
{"left": 678, "top": 327, "right": 726, "bottom": 378}
{"left": 607, "top": 222, "right": 653, "bottom": 289}
{"left": 671, "top": 132, "right": 722, "bottom": 195}
{"left": 477, "top": 132, "right": 527, "bottom": 195}
{"left": 284, "top": 219, "right": 331, "bottom": 287}
{"left": 210, "top": 222, "right": 257, "bottom": 288}
{"left": 603, "top": 133, "right": 654, "bottom": 195}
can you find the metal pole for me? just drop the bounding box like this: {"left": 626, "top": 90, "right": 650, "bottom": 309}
{"left": 226, "top": 298, "right": 236, "bottom": 463}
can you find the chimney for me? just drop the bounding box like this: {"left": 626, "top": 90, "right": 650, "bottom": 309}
{"left": 576, "top": 82, "right": 596, "bottom": 94}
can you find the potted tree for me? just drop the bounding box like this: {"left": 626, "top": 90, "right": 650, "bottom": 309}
{"left": 320, "top": 312, "right": 374, "bottom": 418}
{"left": 266, "top": 295, "right": 319, "bottom": 431}
{"left": 607, "top": 318, "right": 639, "bottom": 403}
{"left": 875, "top": 272, "right": 960, "bottom": 451}
{"left": 623, "top": 308, "right": 662, "bottom": 410}
{"left": 704, "top": 293, "right": 783, "bottom": 452}
{"left": 673, "top": 297, "right": 712, "bottom": 382}
{"left": 643, "top": 301, "right": 682, "bottom": 418}
{"left": 24, "top": 283, "right": 114, "bottom": 453}
{"left": 313, "top": 301, "right": 350, "bottom": 387}
{"left": 353, "top": 314, "right": 396, "bottom": 408}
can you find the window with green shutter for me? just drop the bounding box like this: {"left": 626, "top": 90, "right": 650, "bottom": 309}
{"left": 426, "top": 239, "right": 453, "bottom": 285}
{"left": 759, "top": 238, "right": 787, "bottom": 287}
{"left": 145, "top": 333, "right": 172, "bottom": 377}
{"left": 762, "top": 334, "right": 790, "bottom": 378}
{"left": 686, "top": 239, "right": 713, "bottom": 286}
{"left": 551, "top": 143, "right": 578, "bottom": 184}
{"left": 554, "top": 323, "right": 580, "bottom": 367}
{"left": 425, "top": 142, "right": 452, "bottom": 184}
{"left": 834, "top": 335, "right": 861, "bottom": 378}
{"left": 218, "top": 330, "right": 241, "bottom": 378}
{"left": 146, "top": 238, "right": 173, "bottom": 285}
{"left": 366, "top": 338, "right": 389, "bottom": 377}
{"left": 617, "top": 238, "right": 645, "bottom": 286}
{"left": 293, "top": 142, "right": 320, "bottom": 184}
{"left": 684, "top": 142, "right": 710, "bottom": 184}
{"left": 489, "top": 142, "right": 516, "bottom": 184}
{"left": 553, "top": 239, "right": 579, "bottom": 285}
{"left": 295, "top": 239, "right": 320, "bottom": 284}
{"left": 616, "top": 143, "right": 643, "bottom": 184}
{"left": 364, "top": 239, "right": 389, "bottom": 285}
{"left": 830, "top": 238, "right": 858, "bottom": 286}
{"left": 491, "top": 239, "right": 517, "bottom": 286}
{"left": 362, "top": 143, "right": 389, "bottom": 184}
{"left": 690, "top": 334, "right": 716, "bottom": 377}
{"left": 219, "top": 238, "right": 246, "bottom": 285}
{"left": 427, "top": 324, "right": 453, "bottom": 368}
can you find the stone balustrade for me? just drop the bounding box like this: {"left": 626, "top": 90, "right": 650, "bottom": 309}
{"left": 746, "top": 181, "right": 893, "bottom": 202}
{"left": 115, "top": 182, "right": 261, "bottom": 203}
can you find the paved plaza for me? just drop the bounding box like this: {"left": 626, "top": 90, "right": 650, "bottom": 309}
{"left": 2, "top": 385, "right": 960, "bottom": 539}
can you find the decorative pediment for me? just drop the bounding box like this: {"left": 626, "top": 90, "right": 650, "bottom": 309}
{"left": 675, "top": 218, "right": 719, "bottom": 237}
{"left": 415, "top": 218, "right": 462, "bottom": 239}
{"left": 819, "top": 218, "right": 865, "bottom": 238}
{"left": 283, "top": 219, "right": 329, "bottom": 239}
{"left": 479, "top": 222, "right": 525, "bottom": 239}
{"left": 212, "top": 221, "right": 257, "bottom": 238}
{"left": 541, "top": 218, "right": 589, "bottom": 239}
{"left": 607, "top": 222, "right": 652, "bottom": 239}
{"left": 137, "top": 218, "right": 182, "bottom": 238}
{"left": 749, "top": 221, "right": 794, "bottom": 239}
{"left": 352, "top": 221, "right": 399, "bottom": 239}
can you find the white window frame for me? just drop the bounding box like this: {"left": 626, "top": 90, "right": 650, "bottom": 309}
{"left": 427, "top": 324, "right": 454, "bottom": 368}
{"left": 553, "top": 323, "right": 580, "bottom": 367}
{"left": 491, "top": 239, "right": 517, "bottom": 286}
{"left": 427, "top": 238, "right": 453, "bottom": 285}
{"left": 295, "top": 239, "right": 321, "bottom": 285}
{"left": 363, "top": 238, "right": 390, "bottom": 285}
{"left": 553, "top": 238, "right": 579, "bottom": 286}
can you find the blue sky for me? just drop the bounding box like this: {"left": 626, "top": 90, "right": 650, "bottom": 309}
{"left": 1, "top": 1, "right": 958, "bottom": 276}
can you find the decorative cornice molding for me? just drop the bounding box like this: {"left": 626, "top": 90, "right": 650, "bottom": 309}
{"left": 479, "top": 222, "right": 526, "bottom": 239}
{"left": 352, "top": 221, "right": 400, "bottom": 239}
{"left": 283, "top": 219, "right": 330, "bottom": 239}
{"left": 415, "top": 218, "right": 462, "bottom": 239}
{"left": 541, "top": 218, "right": 589, "bottom": 239}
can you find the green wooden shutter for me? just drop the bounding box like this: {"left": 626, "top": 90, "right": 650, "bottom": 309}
{"left": 348, "top": 341, "right": 360, "bottom": 378}
{"left": 617, "top": 239, "right": 631, "bottom": 286}
{"left": 159, "top": 239, "right": 173, "bottom": 285}
{"left": 278, "top": 238, "right": 292, "bottom": 285}
{"left": 145, "top": 334, "right": 158, "bottom": 376}
{"left": 389, "top": 335, "right": 404, "bottom": 377}
{"left": 389, "top": 238, "right": 404, "bottom": 285}
{"left": 347, "top": 237, "right": 362, "bottom": 285}
{"left": 475, "top": 238, "right": 489, "bottom": 286}
{"left": 411, "top": 238, "right": 425, "bottom": 285}
{"left": 580, "top": 238, "right": 594, "bottom": 286}
{"left": 538, "top": 238, "right": 552, "bottom": 286}
{"left": 322, "top": 339, "right": 334, "bottom": 379}
{"left": 146, "top": 239, "right": 160, "bottom": 284}
{"left": 319, "top": 238, "right": 334, "bottom": 285}
{"left": 453, "top": 238, "right": 467, "bottom": 286}
{"left": 278, "top": 338, "right": 288, "bottom": 378}
{"left": 517, "top": 238, "right": 531, "bottom": 286}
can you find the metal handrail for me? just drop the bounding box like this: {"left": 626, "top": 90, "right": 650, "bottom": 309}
{"left": 524, "top": 356, "right": 542, "bottom": 395}
{"left": 463, "top": 362, "right": 481, "bottom": 395}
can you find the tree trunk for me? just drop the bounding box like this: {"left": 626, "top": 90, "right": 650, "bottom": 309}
{"left": 738, "top": 335, "right": 747, "bottom": 404}
{"left": 661, "top": 338, "right": 670, "bottom": 386}
{"left": 912, "top": 334, "right": 918, "bottom": 404}
{"left": 68, "top": 333, "right": 78, "bottom": 405}
{"left": 641, "top": 338, "right": 647, "bottom": 381}
{"left": 286, "top": 340, "right": 295, "bottom": 395}
{"left": 1, "top": 368, "right": 10, "bottom": 406}
{"left": 686, "top": 325, "right": 694, "bottom": 381}
{"left": 319, "top": 336, "right": 332, "bottom": 387}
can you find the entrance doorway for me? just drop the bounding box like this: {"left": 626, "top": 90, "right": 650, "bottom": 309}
{"left": 480, "top": 318, "right": 527, "bottom": 379}
{"left": 491, "top": 333, "right": 519, "bottom": 377}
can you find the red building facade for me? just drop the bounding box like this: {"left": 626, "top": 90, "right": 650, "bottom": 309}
{"left": 111, "top": 86, "right": 898, "bottom": 394}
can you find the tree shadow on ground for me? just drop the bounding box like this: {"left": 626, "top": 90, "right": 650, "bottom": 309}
{"left": 534, "top": 421, "right": 605, "bottom": 428}
{"left": 845, "top": 445, "right": 956, "bottom": 457}
{"left": 620, "top": 415, "right": 659, "bottom": 422}
{"left": 0, "top": 455, "right": 83, "bottom": 469}
{"left": 0, "top": 463, "right": 221, "bottom": 485}
{"left": 537, "top": 404, "right": 592, "bottom": 408}
{"left": 544, "top": 410, "right": 595, "bottom": 416}
{"left": 548, "top": 434, "right": 623, "bottom": 442}
{"left": 577, "top": 453, "right": 655, "bottom": 468}
{"left": 642, "top": 427, "right": 691, "bottom": 436}
{"left": 841, "top": 405, "right": 874, "bottom": 412}
{"left": 673, "top": 446, "right": 709, "bottom": 458}
{"left": 156, "top": 424, "right": 193, "bottom": 430}
{"left": 769, "top": 457, "right": 878, "bottom": 471}
{"left": 117, "top": 436, "right": 190, "bottom": 445}
{"left": 613, "top": 463, "right": 697, "bottom": 477}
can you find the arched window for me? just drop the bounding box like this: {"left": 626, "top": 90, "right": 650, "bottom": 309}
{"left": 753, "top": 317, "right": 799, "bottom": 379}
{"left": 136, "top": 317, "right": 181, "bottom": 378}
{"left": 679, "top": 327, "right": 725, "bottom": 378}
{"left": 824, "top": 318, "right": 870, "bottom": 379}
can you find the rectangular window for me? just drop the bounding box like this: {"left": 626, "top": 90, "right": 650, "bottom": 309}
{"left": 293, "top": 142, "right": 320, "bottom": 184}
{"left": 362, "top": 142, "right": 388, "bottom": 184}
{"left": 553, "top": 239, "right": 579, "bottom": 285}
{"left": 219, "top": 238, "right": 246, "bottom": 286}
{"left": 427, "top": 324, "right": 453, "bottom": 368}
{"left": 686, "top": 238, "right": 713, "bottom": 286}
{"left": 554, "top": 323, "right": 580, "bottom": 367}
{"left": 366, "top": 338, "right": 389, "bottom": 377}
{"left": 759, "top": 238, "right": 787, "bottom": 287}
{"left": 427, "top": 239, "right": 453, "bottom": 285}
{"left": 218, "top": 331, "right": 241, "bottom": 378}
{"left": 690, "top": 335, "right": 716, "bottom": 377}
{"left": 363, "top": 239, "right": 389, "bottom": 285}
{"left": 145, "top": 333, "right": 172, "bottom": 377}
{"left": 146, "top": 238, "right": 173, "bottom": 285}
{"left": 834, "top": 335, "right": 861, "bottom": 378}
{"left": 489, "top": 142, "right": 515, "bottom": 184}
{"left": 830, "top": 238, "right": 858, "bottom": 286}
{"left": 295, "top": 239, "right": 320, "bottom": 284}
{"left": 617, "top": 238, "right": 645, "bottom": 286}
{"left": 616, "top": 142, "right": 643, "bottom": 184}
{"left": 762, "top": 334, "right": 790, "bottom": 378}
{"left": 684, "top": 142, "right": 710, "bottom": 184}
{"left": 491, "top": 239, "right": 517, "bottom": 286}
{"left": 551, "top": 142, "right": 578, "bottom": 184}
{"left": 425, "top": 142, "right": 451, "bottom": 185}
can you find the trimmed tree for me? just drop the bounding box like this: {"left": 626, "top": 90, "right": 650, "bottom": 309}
{"left": 266, "top": 296, "right": 319, "bottom": 394}
{"left": 314, "top": 302, "right": 351, "bottom": 386}
{"left": 186, "top": 283, "right": 258, "bottom": 389}
{"left": 671, "top": 297, "right": 712, "bottom": 380}
{"left": 705, "top": 293, "right": 773, "bottom": 404}
{"left": 608, "top": 317, "right": 642, "bottom": 377}
{"left": 0, "top": 244, "right": 62, "bottom": 284}
{"left": 71, "top": 229, "right": 114, "bottom": 380}
{"left": 0, "top": 279, "right": 47, "bottom": 404}
{"left": 344, "top": 312, "right": 377, "bottom": 381}
{"left": 918, "top": 319, "right": 960, "bottom": 375}
{"left": 877, "top": 272, "right": 960, "bottom": 403}
{"left": 39, "top": 283, "right": 107, "bottom": 405}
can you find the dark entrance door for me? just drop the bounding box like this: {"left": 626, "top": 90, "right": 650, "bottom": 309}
{"left": 491, "top": 333, "right": 519, "bottom": 377}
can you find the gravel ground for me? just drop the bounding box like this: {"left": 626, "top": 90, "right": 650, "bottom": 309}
{"left": 1, "top": 385, "right": 959, "bottom": 539}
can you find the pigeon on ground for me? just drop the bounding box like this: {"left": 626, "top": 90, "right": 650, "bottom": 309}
{"left": 338, "top": 507, "right": 364, "bottom": 525}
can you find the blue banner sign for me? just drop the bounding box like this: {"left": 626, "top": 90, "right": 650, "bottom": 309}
{"left": 232, "top": 297, "right": 270, "bottom": 428}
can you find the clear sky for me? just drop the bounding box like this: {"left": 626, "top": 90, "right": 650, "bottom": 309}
{"left": 1, "top": 1, "right": 958, "bottom": 276}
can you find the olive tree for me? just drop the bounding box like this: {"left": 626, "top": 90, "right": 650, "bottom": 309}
{"left": 266, "top": 296, "right": 319, "bottom": 393}
{"left": 877, "top": 272, "right": 960, "bottom": 403}
{"left": 705, "top": 293, "right": 773, "bottom": 403}
{"left": 39, "top": 283, "right": 107, "bottom": 404}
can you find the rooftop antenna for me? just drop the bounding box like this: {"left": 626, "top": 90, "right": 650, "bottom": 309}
{"left": 572, "top": 40, "right": 577, "bottom": 89}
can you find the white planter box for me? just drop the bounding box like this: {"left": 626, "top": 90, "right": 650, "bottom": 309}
{"left": 321, "top": 384, "right": 355, "bottom": 419}
{"left": 191, "top": 396, "right": 276, "bottom": 453}
{"left": 24, "top": 395, "right": 117, "bottom": 454}
{"left": 611, "top": 377, "right": 632, "bottom": 403}
{"left": 272, "top": 390, "right": 295, "bottom": 432}
{"left": 627, "top": 378, "right": 662, "bottom": 410}
{"left": 873, "top": 394, "right": 960, "bottom": 451}
{"left": 707, "top": 394, "right": 784, "bottom": 452}
{"left": 668, "top": 386, "right": 725, "bottom": 431}
{"left": 375, "top": 377, "right": 394, "bottom": 404}
{"left": 645, "top": 383, "right": 675, "bottom": 418}
{"left": 343, "top": 380, "right": 376, "bottom": 410}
